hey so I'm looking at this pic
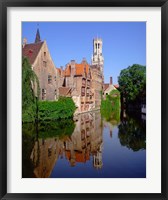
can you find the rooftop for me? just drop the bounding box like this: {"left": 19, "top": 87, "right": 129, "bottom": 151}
{"left": 22, "top": 42, "right": 44, "bottom": 65}
{"left": 64, "top": 60, "right": 90, "bottom": 77}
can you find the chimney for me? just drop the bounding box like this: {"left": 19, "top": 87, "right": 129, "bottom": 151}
{"left": 110, "top": 77, "right": 113, "bottom": 85}
{"left": 82, "top": 57, "right": 87, "bottom": 63}
{"left": 22, "top": 38, "right": 27, "bottom": 48}
{"left": 71, "top": 60, "right": 75, "bottom": 65}
{"left": 71, "top": 60, "right": 76, "bottom": 76}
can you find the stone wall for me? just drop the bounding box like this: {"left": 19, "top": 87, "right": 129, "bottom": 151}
{"left": 32, "top": 41, "right": 57, "bottom": 100}
{"left": 90, "top": 66, "right": 103, "bottom": 108}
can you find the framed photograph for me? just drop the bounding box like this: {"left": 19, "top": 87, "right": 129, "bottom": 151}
{"left": 0, "top": 0, "right": 168, "bottom": 199}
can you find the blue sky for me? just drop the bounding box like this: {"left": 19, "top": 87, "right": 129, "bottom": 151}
{"left": 22, "top": 22, "right": 146, "bottom": 84}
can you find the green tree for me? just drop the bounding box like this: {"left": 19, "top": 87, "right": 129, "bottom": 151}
{"left": 118, "top": 64, "right": 146, "bottom": 105}
{"left": 22, "top": 57, "right": 40, "bottom": 123}
{"left": 101, "top": 90, "right": 120, "bottom": 121}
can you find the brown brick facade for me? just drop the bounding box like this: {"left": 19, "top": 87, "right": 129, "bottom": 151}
{"left": 22, "top": 30, "right": 104, "bottom": 113}
{"left": 22, "top": 40, "right": 57, "bottom": 101}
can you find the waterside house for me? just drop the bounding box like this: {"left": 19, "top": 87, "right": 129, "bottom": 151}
{"left": 22, "top": 29, "right": 118, "bottom": 114}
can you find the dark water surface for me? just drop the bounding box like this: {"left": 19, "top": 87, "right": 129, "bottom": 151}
{"left": 22, "top": 111, "right": 146, "bottom": 178}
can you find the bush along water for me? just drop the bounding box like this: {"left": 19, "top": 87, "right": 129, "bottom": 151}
{"left": 22, "top": 57, "right": 76, "bottom": 123}
{"left": 101, "top": 90, "right": 120, "bottom": 122}
{"left": 38, "top": 97, "right": 76, "bottom": 121}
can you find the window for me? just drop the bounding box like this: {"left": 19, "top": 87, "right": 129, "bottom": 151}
{"left": 81, "top": 87, "right": 85, "bottom": 96}
{"left": 82, "top": 78, "right": 86, "bottom": 86}
{"left": 55, "top": 89, "right": 57, "bottom": 100}
{"left": 86, "top": 88, "right": 90, "bottom": 97}
{"left": 42, "top": 89, "right": 46, "bottom": 100}
{"left": 87, "top": 80, "right": 90, "bottom": 87}
{"left": 98, "top": 43, "right": 100, "bottom": 49}
{"left": 48, "top": 75, "right": 52, "bottom": 84}
{"left": 54, "top": 76, "right": 56, "bottom": 81}
{"left": 43, "top": 61, "right": 47, "bottom": 67}
{"left": 44, "top": 52, "right": 47, "bottom": 62}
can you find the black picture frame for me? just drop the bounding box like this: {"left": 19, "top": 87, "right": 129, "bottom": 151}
{"left": 0, "top": 0, "right": 168, "bottom": 199}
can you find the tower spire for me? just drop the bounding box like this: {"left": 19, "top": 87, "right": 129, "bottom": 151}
{"left": 35, "top": 28, "right": 41, "bottom": 43}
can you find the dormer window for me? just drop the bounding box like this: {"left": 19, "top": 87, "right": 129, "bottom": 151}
{"left": 29, "top": 49, "right": 33, "bottom": 56}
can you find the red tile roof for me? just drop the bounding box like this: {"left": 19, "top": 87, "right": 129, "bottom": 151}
{"left": 114, "top": 84, "right": 119, "bottom": 89}
{"left": 65, "top": 150, "right": 90, "bottom": 163}
{"left": 22, "top": 42, "right": 44, "bottom": 65}
{"left": 65, "top": 151, "right": 71, "bottom": 160}
{"left": 57, "top": 68, "right": 62, "bottom": 76}
{"left": 103, "top": 83, "right": 109, "bottom": 91}
{"left": 63, "top": 61, "right": 90, "bottom": 77}
{"left": 64, "top": 65, "right": 71, "bottom": 77}
{"left": 74, "top": 151, "right": 89, "bottom": 163}
{"left": 75, "top": 63, "right": 89, "bottom": 76}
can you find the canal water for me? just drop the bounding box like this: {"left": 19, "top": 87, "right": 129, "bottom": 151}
{"left": 22, "top": 110, "right": 146, "bottom": 178}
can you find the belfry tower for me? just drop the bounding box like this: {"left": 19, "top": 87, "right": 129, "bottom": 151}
{"left": 91, "top": 37, "right": 104, "bottom": 77}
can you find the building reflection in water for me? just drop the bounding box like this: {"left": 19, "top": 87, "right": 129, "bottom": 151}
{"left": 30, "top": 111, "right": 103, "bottom": 178}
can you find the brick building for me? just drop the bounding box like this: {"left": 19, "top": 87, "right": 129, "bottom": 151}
{"left": 56, "top": 37, "right": 105, "bottom": 113}
{"left": 60, "top": 58, "right": 93, "bottom": 113}
{"left": 103, "top": 76, "right": 117, "bottom": 98}
{"left": 90, "top": 65, "right": 103, "bottom": 108}
{"left": 91, "top": 38, "right": 104, "bottom": 82}
{"left": 90, "top": 37, "right": 104, "bottom": 108}
{"left": 23, "top": 29, "right": 105, "bottom": 113}
{"left": 22, "top": 29, "right": 57, "bottom": 100}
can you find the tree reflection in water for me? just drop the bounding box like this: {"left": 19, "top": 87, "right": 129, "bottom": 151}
{"left": 22, "top": 123, "right": 36, "bottom": 178}
{"left": 118, "top": 111, "right": 146, "bottom": 151}
{"left": 22, "top": 119, "right": 75, "bottom": 178}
